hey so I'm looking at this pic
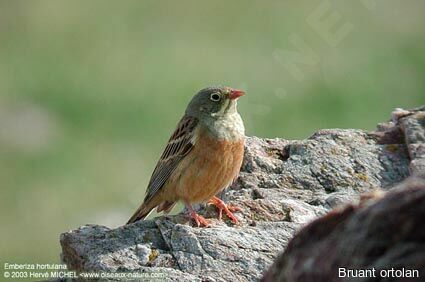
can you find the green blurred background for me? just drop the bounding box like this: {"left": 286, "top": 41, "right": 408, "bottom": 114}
{"left": 0, "top": 0, "right": 424, "bottom": 265}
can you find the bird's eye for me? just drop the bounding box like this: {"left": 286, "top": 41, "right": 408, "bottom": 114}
{"left": 210, "top": 93, "right": 221, "bottom": 102}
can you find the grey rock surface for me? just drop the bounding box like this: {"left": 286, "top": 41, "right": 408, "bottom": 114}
{"left": 60, "top": 107, "right": 423, "bottom": 281}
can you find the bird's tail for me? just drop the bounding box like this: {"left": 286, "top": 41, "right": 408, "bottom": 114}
{"left": 126, "top": 203, "right": 155, "bottom": 224}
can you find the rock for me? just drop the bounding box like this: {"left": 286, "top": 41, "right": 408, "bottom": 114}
{"left": 60, "top": 107, "right": 424, "bottom": 281}
{"left": 261, "top": 175, "right": 425, "bottom": 282}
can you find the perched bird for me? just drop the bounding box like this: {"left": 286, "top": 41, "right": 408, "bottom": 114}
{"left": 127, "top": 86, "right": 245, "bottom": 227}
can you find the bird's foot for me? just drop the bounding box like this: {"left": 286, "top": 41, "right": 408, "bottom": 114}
{"left": 185, "top": 202, "right": 210, "bottom": 227}
{"left": 190, "top": 212, "right": 211, "bottom": 227}
{"left": 208, "top": 196, "right": 242, "bottom": 224}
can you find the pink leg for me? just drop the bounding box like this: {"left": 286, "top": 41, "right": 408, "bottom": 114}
{"left": 207, "top": 196, "right": 241, "bottom": 224}
{"left": 185, "top": 202, "right": 210, "bottom": 227}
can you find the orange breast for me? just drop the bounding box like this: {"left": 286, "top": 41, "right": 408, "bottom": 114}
{"left": 166, "top": 127, "right": 244, "bottom": 204}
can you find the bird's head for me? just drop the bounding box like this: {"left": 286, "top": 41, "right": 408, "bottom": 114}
{"left": 185, "top": 86, "right": 245, "bottom": 120}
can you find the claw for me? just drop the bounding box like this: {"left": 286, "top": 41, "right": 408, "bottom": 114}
{"left": 208, "top": 196, "right": 241, "bottom": 224}
{"left": 185, "top": 202, "right": 210, "bottom": 227}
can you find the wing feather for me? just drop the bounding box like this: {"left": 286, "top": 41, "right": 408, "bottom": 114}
{"left": 143, "top": 115, "right": 198, "bottom": 203}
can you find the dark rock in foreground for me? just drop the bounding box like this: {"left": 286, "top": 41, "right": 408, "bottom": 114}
{"left": 60, "top": 107, "right": 424, "bottom": 281}
{"left": 262, "top": 175, "right": 425, "bottom": 282}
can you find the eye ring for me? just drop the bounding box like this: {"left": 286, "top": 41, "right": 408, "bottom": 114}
{"left": 210, "top": 93, "right": 221, "bottom": 102}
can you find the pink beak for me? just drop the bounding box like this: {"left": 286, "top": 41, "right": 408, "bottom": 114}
{"left": 229, "top": 89, "right": 245, "bottom": 100}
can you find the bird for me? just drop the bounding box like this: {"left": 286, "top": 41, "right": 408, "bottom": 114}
{"left": 127, "top": 86, "right": 245, "bottom": 227}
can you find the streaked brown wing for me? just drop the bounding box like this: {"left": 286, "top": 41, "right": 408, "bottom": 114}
{"left": 143, "top": 115, "right": 199, "bottom": 203}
